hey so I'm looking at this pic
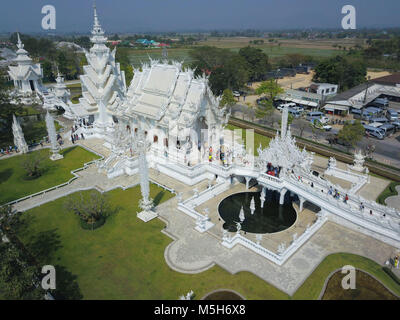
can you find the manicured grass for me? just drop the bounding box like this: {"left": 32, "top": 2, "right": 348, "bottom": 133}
{"left": 377, "top": 181, "right": 400, "bottom": 205}
{"left": 225, "top": 124, "right": 271, "bottom": 156}
{"left": 293, "top": 253, "right": 400, "bottom": 300}
{"left": 16, "top": 185, "right": 289, "bottom": 300}
{"left": 0, "top": 146, "right": 100, "bottom": 205}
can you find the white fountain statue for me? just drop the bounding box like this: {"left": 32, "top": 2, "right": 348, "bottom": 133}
{"left": 250, "top": 196, "right": 256, "bottom": 215}
{"left": 349, "top": 149, "right": 366, "bottom": 172}
{"left": 235, "top": 221, "right": 242, "bottom": 234}
{"left": 260, "top": 188, "right": 266, "bottom": 208}
{"left": 134, "top": 129, "right": 156, "bottom": 222}
{"left": 45, "top": 112, "right": 63, "bottom": 161}
{"left": 327, "top": 156, "right": 337, "bottom": 169}
{"left": 277, "top": 242, "right": 286, "bottom": 255}
{"left": 12, "top": 114, "right": 28, "bottom": 154}
{"left": 239, "top": 206, "right": 245, "bottom": 222}
{"left": 179, "top": 290, "right": 194, "bottom": 300}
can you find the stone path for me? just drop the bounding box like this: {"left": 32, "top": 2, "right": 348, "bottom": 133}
{"left": 13, "top": 165, "right": 139, "bottom": 212}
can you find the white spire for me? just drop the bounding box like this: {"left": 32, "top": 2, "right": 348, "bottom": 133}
{"left": 91, "top": 1, "right": 105, "bottom": 37}
{"left": 17, "top": 32, "right": 23, "bottom": 50}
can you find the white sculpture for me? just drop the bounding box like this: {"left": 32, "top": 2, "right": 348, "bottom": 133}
{"left": 239, "top": 206, "right": 245, "bottom": 222}
{"left": 277, "top": 242, "right": 286, "bottom": 255}
{"left": 179, "top": 290, "right": 194, "bottom": 300}
{"left": 328, "top": 157, "right": 337, "bottom": 169}
{"left": 250, "top": 196, "right": 256, "bottom": 215}
{"left": 12, "top": 114, "right": 28, "bottom": 154}
{"left": 235, "top": 222, "right": 241, "bottom": 234}
{"left": 45, "top": 112, "right": 63, "bottom": 161}
{"left": 350, "top": 149, "right": 366, "bottom": 172}
{"left": 135, "top": 129, "right": 155, "bottom": 222}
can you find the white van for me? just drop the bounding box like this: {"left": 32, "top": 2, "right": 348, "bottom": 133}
{"left": 306, "top": 111, "right": 324, "bottom": 121}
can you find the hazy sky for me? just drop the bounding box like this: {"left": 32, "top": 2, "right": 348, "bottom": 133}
{"left": 2, "top": 0, "right": 400, "bottom": 33}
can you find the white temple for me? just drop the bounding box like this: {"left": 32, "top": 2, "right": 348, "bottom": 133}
{"left": 8, "top": 33, "right": 43, "bottom": 95}
{"left": 12, "top": 4, "right": 400, "bottom": 255}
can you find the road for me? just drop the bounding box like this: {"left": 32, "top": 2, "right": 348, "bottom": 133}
{"left": 231, "top": 103, "right": 400, "bottom": 168}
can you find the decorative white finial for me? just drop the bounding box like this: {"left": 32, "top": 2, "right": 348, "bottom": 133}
{"left": 17, "top": 32, "right": 23, "bottom": 50}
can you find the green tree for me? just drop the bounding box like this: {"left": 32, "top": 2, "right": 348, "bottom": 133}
{"left": 219, "top": 89, "right": 236, "bottom": 108}
{"left": 0, "top": 242, "right": 44, "bottom": 300}
{"left": 338, "top": 120, "right": 365, "bottom": 149}
{"left": 255, "top": 100, "right": 274, "bottom": 125}
{"left": 238, "top": 46, "right": 270, "bottom": 81}
{"left": 189, "top": 46, "right": 249, "bottom": 95}
{"left": 21, "top": 152, "right": 47, "bottom": 178}
{"left": 255, "top": 79, "right": 284, "bottom": 100}
{"left": 313, "top": 55, "right": 367, "bottom": 91}
{"left": 64, "top": 191, "right": 112, "bottom": 229}
{"left": 115, "top": 48, "right": 134, "bottom": 86}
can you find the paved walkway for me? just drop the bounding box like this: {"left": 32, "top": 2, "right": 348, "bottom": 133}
{"left": 13, "top": 165, "right": 139, "bottom": 212}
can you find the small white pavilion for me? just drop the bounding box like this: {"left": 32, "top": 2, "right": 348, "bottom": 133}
{"left": 8, "top": 33, "right": 43, "bottom": 95}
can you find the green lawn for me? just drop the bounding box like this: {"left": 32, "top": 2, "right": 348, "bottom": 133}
{"left": 376, "top": 181, "right": 400, "bottom": 205}
{"left": 0, "top": 146, "right": 100, "bottom": 205}
{"left": 16, "top": 185, "right": 288, "bottom": 300}
{"left": 293, "top": 253, "right": 400, "bottom": 299}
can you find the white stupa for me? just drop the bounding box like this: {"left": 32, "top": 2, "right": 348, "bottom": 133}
{"left": 78, "top": 3, "right": 126, "bottom": 136}
{"left": 12, "top": 114, "right": 29, "bottom": 154}
{"left": 45, "top": 112, "right": 63, "bottom": 161}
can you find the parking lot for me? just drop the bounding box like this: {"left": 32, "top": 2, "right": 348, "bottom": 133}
{"left": 231, "top": 101, "right": 400, "bottom": 167}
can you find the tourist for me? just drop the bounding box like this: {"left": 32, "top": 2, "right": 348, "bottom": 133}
{"left": 344, "top": 194, "right": 349, "bottom": 203}
{"left": 81, "top": 133, "right": 85, "bottom": 140}
{"left": 311, "top": 182, "right": 314, "bottom": 188}
{"left": 71, "top": 135, "right": 75, "bottom": 144}
{"left": 360, "top": 202, "right": 364, "bottom": 211}
{"left": 370, "top": 210, "right": 373, "bottom": 215}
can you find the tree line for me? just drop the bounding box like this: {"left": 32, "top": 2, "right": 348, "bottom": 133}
{"left": 189, "top": 46, "right": 271, "bottom": 95}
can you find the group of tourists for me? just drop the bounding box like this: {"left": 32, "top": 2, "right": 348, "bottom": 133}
{"left": 266, "top": 162, "right": 280, "bottom": 178}
{"left": 0, "top": 145, "right": 18, "bottom": 155}
{"left": 327, "top": 186, "right": 348, "bottom": 203}
{"left": 71, "top": 132, "right": 84, "bottom": 144}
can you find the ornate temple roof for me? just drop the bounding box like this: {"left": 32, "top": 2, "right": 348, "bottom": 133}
{"left": 118, "top": 59, "right": 228, "bottom": 131}
{"left": 8, "top": 33, "right": 42, "bottom": 81}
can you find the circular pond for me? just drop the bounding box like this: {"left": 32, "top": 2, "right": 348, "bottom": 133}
{"left": 218, "top": 191, "right": 297, "bottom": 234}
{"left": 203, "top": 290, "right": 244, "bottom": 300}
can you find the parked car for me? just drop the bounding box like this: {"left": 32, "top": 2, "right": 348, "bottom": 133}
{"left": 363, "top": 124, "right": 385, "bottom": 140}
{"left": 386, "top": 109, "right": 399, "bottom": 121}
{"left": 310, "top": 118, "right": 332, "bottom": 131}
{"left": 233, "top": 91, "right": 240, "bottom": 98}
{"left": 256, "top": 96, "right": 269, "bottom": 105}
